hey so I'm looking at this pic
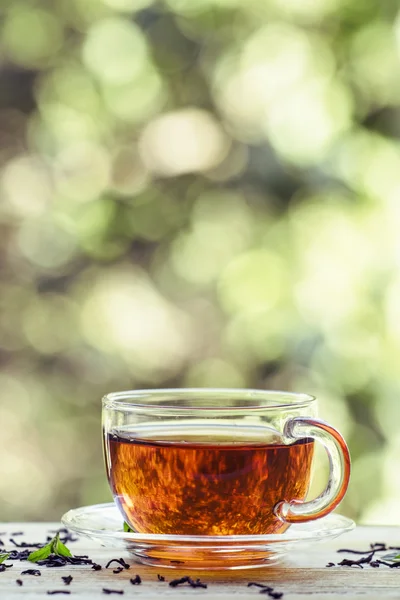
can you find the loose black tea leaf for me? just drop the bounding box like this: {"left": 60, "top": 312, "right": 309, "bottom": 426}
{"left": 9, "top": 550, "right": 30, "bottom": 561}
{"left": 105, "top": 558, "right": 130, "bottom": 570}
{"left": 188, "top": 578, "right": 207, "bottom": 589}
{"left": 47, "top": 592, "right": 71, "bottom": 596}
{"left": 169, "top": 576, "right": 207, "bottom": 589}
{"left": 169, "top": 576, "right": 190, "bottom": 588}
{"left": 37, "top": 554, "right": 95, "bottom": 568}
{"left": 11, "top": 532, "right": 24, "bottom": 536}
{"left": 338, "top": 548, "right": 377, "bottom": 555}
{"left": 338, "top": 552, "right": 374, "bottom": 569}
{"left": 0, "top": 531, "right": 102, "bottom": 583}
{"left": 377, "top": 560, "right": 400, "bottom": 568}
{"left": 38, "top": 557, "right": 68, "bottom": 568}
{"left": 338, "top": 559, "right": 364, "bottom": 568}
{"left": 102, "top": 589, "right": 124, "bottom": 595}
{"left": 16, "top": 579, "right": 23, "bottom": 586}
{"left": 247, "top": 582, "right": 283, "bottom": 598}
{"left": 68, "top": 554, "right": 91, "bottom": 563}
{"left": 157, "top": 574, "right": 165, "bottom": 582}
{"left": 130, "top": 574, "right": 141, "bottom": 585}
{"left": 10, "top": 538, "right": 44, "bottom": 548}
{"left": 327, "top": 544, "right": 400, "bottom": 569}
{"left": 21, "top": 569, "right": 41, "bottom": 576}
{"left": 113, "top": 567, "right": 124, "bottom": 574}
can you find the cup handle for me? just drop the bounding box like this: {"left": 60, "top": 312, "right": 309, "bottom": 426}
{"left": 274, "top": 416, "right": 351, "bottom": 523}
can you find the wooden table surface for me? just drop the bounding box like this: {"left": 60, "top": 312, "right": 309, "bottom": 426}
{"left": 0, "top": 521, "right": 399, "bottom": 599}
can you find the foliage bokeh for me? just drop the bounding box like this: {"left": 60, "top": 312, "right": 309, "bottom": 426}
{"left": 1, "top": 0, "right": 400, "bottom": 523}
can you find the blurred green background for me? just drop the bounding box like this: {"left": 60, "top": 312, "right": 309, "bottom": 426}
{"left": 1, "top": 0, "right": 399, "bottom": 524}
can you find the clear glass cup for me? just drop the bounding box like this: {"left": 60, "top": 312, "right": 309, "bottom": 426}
{"left": 102, "top": 388, "right": 350, "bottom": 539}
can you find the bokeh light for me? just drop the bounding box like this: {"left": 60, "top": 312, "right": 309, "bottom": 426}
{"left": 0, "top": 0, "right": 398, "bottom": 524}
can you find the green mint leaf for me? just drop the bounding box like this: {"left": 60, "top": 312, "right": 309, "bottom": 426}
{"left": 123, "top": 522, "right": 134, "bottom": 533}
{"left": 28, "top": 532, "right": 72, "bottom": 563}
{"left": 0, "top": 553, "right": 10, "bottom": 564}
{"left": 28, "top": 545, "right": 52, "bottom": 563}
{"left": 391, "top": 554, "right": 400, "bottom": 561}
{"left": 381, "top": 552, "right": 400, "bottom": 562}
{"left": 52, "top": 533, "right": 72, "bottom": 558}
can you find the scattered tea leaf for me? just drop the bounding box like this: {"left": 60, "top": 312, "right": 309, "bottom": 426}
{"left": 328, "top": 543, "right": 400, "bottom": 569}
{"left": 0, "top": 553, "right": 10, "bottom": 565}
{"left": 247, "top": 582, "right": 283, "bottom": 598}
{"left": 382, "top": 552, "right": 400, "bottom": 562}
{"left": 169, "top": 576, "right": 207, "bottom": 589}
{"left": 105, "top": 558, "right": 130, "bottom": 570}
{"left": 28, "top": 545, "right": 52, "bottom": 563}
{"left": 10, "top": 538, "right": 43, "bottom": 548}
{"left": 53, "top": 536, "right": 72, "bottom": 558}
{"left": 21, "top": 569, "right": 41, "bottom": 576}
{"left": 169, "top": 577, "right": 190, "bottom": 588}
{"left": 248, "top": 583, "right": 273, "bottom": 590}
{"left": 28, "top": 533, "right": 72, "bottom": 563}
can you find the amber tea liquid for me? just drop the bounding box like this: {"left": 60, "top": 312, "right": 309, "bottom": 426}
{"left": 105, "top": 424, "right": 314, "bottom": 536}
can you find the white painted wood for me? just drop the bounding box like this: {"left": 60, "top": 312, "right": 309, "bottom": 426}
{"left": 0, "top": 522, "right": 399, "bottom": 598}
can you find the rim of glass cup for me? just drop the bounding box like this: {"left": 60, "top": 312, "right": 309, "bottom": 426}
{"left": 102, "top": 388, "right": 316, "bottom": 412}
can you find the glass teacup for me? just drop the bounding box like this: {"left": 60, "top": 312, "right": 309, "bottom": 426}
{"left": 103, "top": 388, "right": 350, "bottom": 536}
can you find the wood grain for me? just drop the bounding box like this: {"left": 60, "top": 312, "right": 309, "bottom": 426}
{"left": 0, "top": 522, "right": 399, "bottom": 598}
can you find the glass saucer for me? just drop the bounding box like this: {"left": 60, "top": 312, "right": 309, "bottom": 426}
{"left": 61, "top": 503, "right": 355, "bottom": 570}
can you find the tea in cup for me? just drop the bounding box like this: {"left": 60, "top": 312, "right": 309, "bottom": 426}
{"left": 102, "top": 389, "right": 350, "bottom": 536}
